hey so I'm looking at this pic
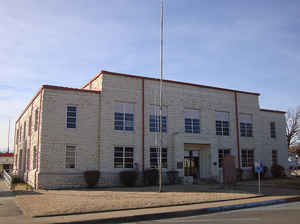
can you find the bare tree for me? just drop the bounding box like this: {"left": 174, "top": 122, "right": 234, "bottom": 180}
{"left": 286, "top": 107, "right": 300, "bottom": 148}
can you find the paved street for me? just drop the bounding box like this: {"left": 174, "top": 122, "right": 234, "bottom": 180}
{"left": 129, "top": 202, "right": 300, "bottom": 224}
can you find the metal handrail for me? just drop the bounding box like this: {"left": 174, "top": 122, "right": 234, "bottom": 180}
{"left": 3, "top": 169, "right": 12, "bottom": 188}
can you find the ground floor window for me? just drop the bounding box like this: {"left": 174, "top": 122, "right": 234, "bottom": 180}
{"left": 18, "top": 149, "right": 23, "bottom": 170}
{"left": 114, "top": 146, "right": 134, "bottom": 168}
{"left": 65, "top": 145, "right": 76, "bottom": 168}
{"left": 32, "top": 146, "right": 37, "bottom": 170}
{"left": 272, "top": 150, "right": 278, "bottom": 165}
{"left": 218, "top": 149, "right": 231, "bottom": 168}
{"left": 150, "top": 147, "right": 167, "bottom": 168}
{"left": 241, "top": 149, "right": 254, "bottom": 168}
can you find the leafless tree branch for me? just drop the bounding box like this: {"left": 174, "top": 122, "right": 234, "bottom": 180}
{"left": 286, "top": 107, "right": 300, "bottom": 149}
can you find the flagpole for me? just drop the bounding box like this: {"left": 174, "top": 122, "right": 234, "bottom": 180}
{"left": 159, "top": 0, "right": 164, "bottom": 193}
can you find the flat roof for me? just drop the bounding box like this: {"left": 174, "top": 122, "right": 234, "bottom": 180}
{"left": 16, "top": 85, "right": 100, "bottom": 123}
{"left": 82, "top": 70, "right": 261, "bottom": 96}
{"left": 0, "top": 153, "right": 14, "bottom": 157}
{"left": 260, "top": 109, "right": 286, "bottom": 114}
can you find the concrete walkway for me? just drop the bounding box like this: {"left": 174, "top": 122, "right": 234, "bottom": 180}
{"left": 0, "top": 179, "right": 34, "bottom": 224}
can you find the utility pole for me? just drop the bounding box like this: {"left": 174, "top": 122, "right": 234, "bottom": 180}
{"left": 159, "top": 0, "right": 164, "bottom": 193}
{"left": 7, "top": 119, "right": 10, "bottom": 153}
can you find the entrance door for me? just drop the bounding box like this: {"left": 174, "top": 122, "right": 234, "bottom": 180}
{"left": 184, "top": 151, "right": 199, "bottom": 178}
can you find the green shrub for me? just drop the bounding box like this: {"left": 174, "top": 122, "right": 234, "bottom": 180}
{"left": 236, "top": 168, "right": 243, "bottom": 181}
{"left": 143, "top": 169, "right": 159, "bottom": 186}
{"left": 84, "top": 170, "right": 100, "bottom": 187}
{"left": 119, "top": 170, "right": 138, "bottom": 187}
{"left": 271, "top": 164, "right": 285, "bottom": 178}
{"left": 11, "top": 175, "right": 24, "bottom": 185}
{"left": 166, "top": 170, "right": 179, "bottom": 185}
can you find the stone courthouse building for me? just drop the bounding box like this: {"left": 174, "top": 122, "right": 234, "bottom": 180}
{"left": 13, "top": 70, "right": 288, "bottom": 189}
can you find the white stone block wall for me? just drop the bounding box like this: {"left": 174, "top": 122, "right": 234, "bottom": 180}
{"left": 13, "top": 71, "right": 288, "bottom": 189}
{"left": 37, "top": 88, "right": 100, "bottom": 188}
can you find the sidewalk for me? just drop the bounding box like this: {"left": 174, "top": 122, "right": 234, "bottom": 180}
{"left": 0, "top": 179, "right": 28, "bottom": 223}
{"left": 32, "top": 194, "right": 300, "bottom": 224}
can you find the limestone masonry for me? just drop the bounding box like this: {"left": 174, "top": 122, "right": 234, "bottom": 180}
{"left": 13, "top": 70, "right": 288, "bottom": 189}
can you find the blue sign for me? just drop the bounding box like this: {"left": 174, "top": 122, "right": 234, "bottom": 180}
{"left": 255, "top": 161, "right": 263, "bottom": 173}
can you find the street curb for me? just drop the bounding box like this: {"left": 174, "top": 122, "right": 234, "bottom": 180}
{"left": 50, "top": 197, "right": 300, "bottom": 224}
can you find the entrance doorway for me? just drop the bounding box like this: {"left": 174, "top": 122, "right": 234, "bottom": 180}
{"left": 184, "top": 144, "right": 211, "bottom": 182}
{"left": 184, "top": 151, "right": 199, "bottom": 178}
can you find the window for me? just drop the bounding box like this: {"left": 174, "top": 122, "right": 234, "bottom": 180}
{"left": 270, "top": 122, "right": 276, "bottom": 138}
{"left": 114, "top": 147, "right": 134, "bottom": 168}
{"left": 184, "top": 109, "right": 200, "bottom": 133}
{"left": 16, "top": 129, "right": 19, "bottom": 144}
{"left": 150, "top": 147, "right": 168, "bottom": 168}
{"left": 216, "top": 111, "right": 230, "bottom": 136}
{"left": 66, "top": 106, "right": 77, "bottom": 128}
{"left": 241, "top": 149, "right": 254, "bottom": 168}
{"left": 218, "top": 149, "right": 231, "bottom": 168}
{"left": 32, "top": 146, "right": 37, "bottom": 170}
{"left": 272, "top": 150, "right": 278, "bottom": 165}
{"left": 65, "top": 145, "right": 76, "bottom": 168}
{"left": 114, "top": 103, "right": 134, "bottom": 131}
{"left": 19, "top": 126, "right": 22, "bottom": 142}
{"left": 34, "top": 108, "right": 39, "bottom": 131}
{"left": 28, "top": 115, "right": 32, "bottom": 136}
{"left": 18, "top": 149, "right": 23, "bottom": 170}
{"left": 149, "top": 105, "right": 167, "bottom": 132}
{"left": 23, "top": 121, "right": 26, "bottom": 139}
{"left": 240, "top": 114, "right": 253, "bottom": 137}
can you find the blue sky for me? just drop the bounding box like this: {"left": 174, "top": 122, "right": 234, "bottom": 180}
{"left": 0, "top": 0, "right": 299, "bottom": 151}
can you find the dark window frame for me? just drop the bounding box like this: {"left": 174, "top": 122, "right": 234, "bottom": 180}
{"left": 66, "top": 106, "right": 77, "bottom": 129}
{"left": 270, "top": 122, "right": 276, "bottom": 138}
{"left": 241, "top": 149, "right": 254, "bottom": 168}
{"left": 150, "top": 147, "right": 168, "bottom": 168}
{"left": 114, "top": 146, "right": 134, "bottom": 168}
{"left": 218, "top": 149, "right": 231, "bottom": 168}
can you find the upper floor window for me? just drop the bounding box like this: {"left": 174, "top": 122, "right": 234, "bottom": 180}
{"left": 149, "top": 105, "right": 167, "bottom": 133}
{"left": 216, "top": 111, "right": 229, "bottom": 136}
{"left": 34, "top": 108, "right": 39, "bottom": 131}
{"left": 184, "top": 109, "right": 200, "bottom": 133}
{"left": 150, "top": 147, "right": 168, "bottom": 168}
{"left": 270, "top": 122, "right": 276, "bottom": 138}
{"left": 218, "top": 149, "right": 231, "bottom": 168}
{"left": 114, "top": 103, "right": 134, "bottom": 131}
{"left": 241, "top": 149, "right": 254, "bottom": 168}
{"left": 272, "top": 150, "right": 278, "bottom": 165}
{"left": 28, "top": 115, "right": 32, "bottom": 136}
{"left": 240, "top": 114, "right": 253, "bottom": 137}
{"left": 66, "top": 106, "right": 77, "bottom": 128}
{"left": 114, "top": 146, "right": 134, "bottom": 168}
{"left": 23, "top": 121, "right": 26, "bottom": 139}
{"left": 19, "top": 126, "right": 22, "bottom": 142}
{"left": 65, "top": 145, "right": 76, "bottom": 168}
{"left": 16, "top": 129, "right": 19, "bottom": 144}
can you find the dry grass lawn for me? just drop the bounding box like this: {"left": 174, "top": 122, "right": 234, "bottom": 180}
{"left": 15, "top": 184, "right": 258, "bottom": 217}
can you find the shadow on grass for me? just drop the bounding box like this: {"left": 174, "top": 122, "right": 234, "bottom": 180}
{"left": 33, "top": 194, "right": 263, "bottom": 218}
{"left": 0, "top": 190, "right": 42, "bottom": 197}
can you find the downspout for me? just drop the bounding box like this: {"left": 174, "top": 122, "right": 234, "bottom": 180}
{"left": 234, "top": 92, "right": 241, "bottom": 168}
{"left": 142, "top": 79, "right": 145, "bottom": 172}
{"left": 35, "top": 89, "right": 43, "bottom": 190}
